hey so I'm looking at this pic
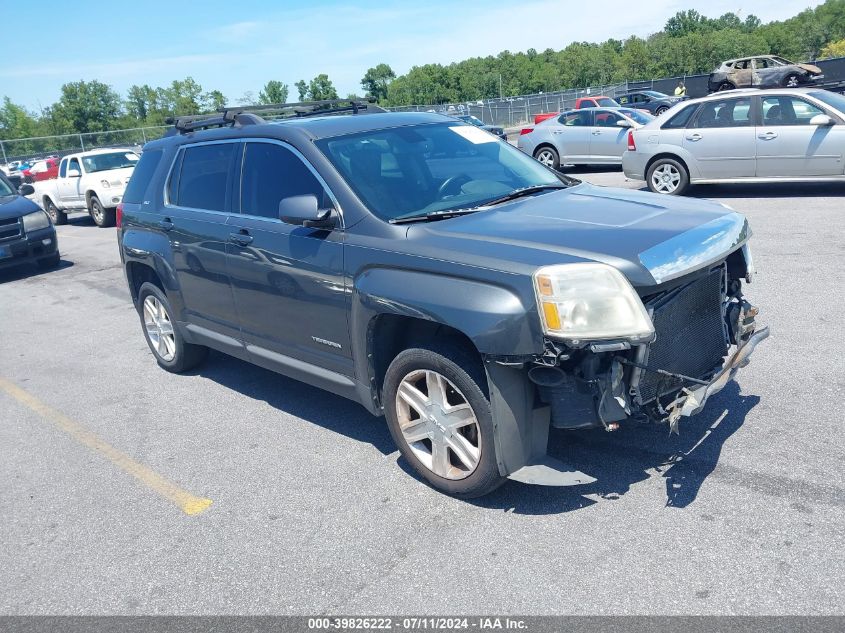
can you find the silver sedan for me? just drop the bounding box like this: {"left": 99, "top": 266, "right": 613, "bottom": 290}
{"left": 517, "top": 107, "right": 654, "bottom": 170}
{"left": 622, "top": 87, "right": 845, "bottom": 195}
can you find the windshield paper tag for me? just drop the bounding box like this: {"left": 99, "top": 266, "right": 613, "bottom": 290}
{"left": 449, "top": 126, "right": 496, "bottom": 144}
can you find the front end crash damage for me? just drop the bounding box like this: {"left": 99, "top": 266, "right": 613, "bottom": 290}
{"left": 487, "top": 252, "right": 768, "bottom": 487}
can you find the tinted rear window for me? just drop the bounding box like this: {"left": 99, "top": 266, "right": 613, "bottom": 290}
{"left": 176, "top": 143, "right": 236, "bottom": 212}
{"left": 662, "top": 104, "right": 697, "bottom": 129}
{"left": 122, "top": 149, "right": 163, "bottom": 204}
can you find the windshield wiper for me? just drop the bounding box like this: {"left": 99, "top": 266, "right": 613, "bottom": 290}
{"left": 389, "top": 208, "right": 480, "bottom": 225}
{"left": 481, "top": 184, "right": 567, "bottom": 207}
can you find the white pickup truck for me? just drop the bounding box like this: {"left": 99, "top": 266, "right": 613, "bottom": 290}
{"left": 31, "top": 148, "right": 140, "bottom": 227}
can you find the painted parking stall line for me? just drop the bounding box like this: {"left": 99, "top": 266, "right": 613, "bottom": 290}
{"left": 0, "top": 377, "right": 212, "bottom": 516}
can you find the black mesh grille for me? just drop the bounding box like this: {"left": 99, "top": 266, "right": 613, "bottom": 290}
{"left": 0, "top": 216, "right": 22, "bottom": 242}
{"left": 635, "top": 268, "right": 728, "bottom": 404}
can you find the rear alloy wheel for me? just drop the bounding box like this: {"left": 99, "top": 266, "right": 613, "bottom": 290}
{"left": 383, "top": 346, "right": 504, "bottom": 498}
{"left": 89, "top": 196, "right": 115, "bottom": 228}
{"left": 717, "top": 81, "right": 734, "bottom": 92}
{"left": 45, "top": 199, "right": 67, "bottom": 225}
{"left": 137, "top": 282, "right": 208, "bottom": 373}
{"left": 534, "top": 146, "right": 560, "bottom": 170}
{"left": 655, "top": 106, "right": 669, "bottom": 116}
{"left": 783, "top": 73, "right": 801, "bottom": 88}
{"left": 647, "top": 158, "right": 689, "bottom": 195}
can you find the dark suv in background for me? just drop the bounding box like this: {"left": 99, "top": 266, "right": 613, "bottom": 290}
{"left": 0, "top": 175, "right": 59, "bottom": 272}
{"left": 118, "top": 100, "right": 767, "bottom": 498}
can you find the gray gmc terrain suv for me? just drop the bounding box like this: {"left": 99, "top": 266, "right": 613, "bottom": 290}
{"left": 118, "top": 100, "right": 768, "bottom": 498}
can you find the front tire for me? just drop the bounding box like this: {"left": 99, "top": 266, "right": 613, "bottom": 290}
{"left": 655, "top": 106, "right": 669, "bottom": 116}
{"left": 383, "top": 345, "right": 505, "bottom": 498}
{"left": 137, "top": 282, "right": 208, "bottom": 373}
{"left": 89, "top": 196, "right": 115, "bottom": 228}
{"left": 782, "top": 73, "right": 800, "bottom": 88}
{"left": 45, "top": 199, "right": 67, "bottom": 225}
{"left": 717, "top": 81, "right": 735, "bottom": 92}
{"left": 647, "top": 157, "right": 690, "bottom": 195}
{"left": 534, "top": 146, "right": 560, "bottom": 171}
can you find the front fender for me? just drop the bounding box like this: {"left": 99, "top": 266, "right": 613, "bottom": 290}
{"left": 351, "top": 267, "right": 541, "bottom": 359}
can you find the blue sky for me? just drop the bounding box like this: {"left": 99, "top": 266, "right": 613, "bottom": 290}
{"left": 0, "top": 0, "right": 817, "bottom": 110}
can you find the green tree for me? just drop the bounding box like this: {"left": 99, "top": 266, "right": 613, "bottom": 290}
{"left": 361, "top": 63, "right": 396, "bottom": 101}
{"left": 306, "top": 74, "right": 339, "bottom": 101}
{"left": 821, "top": 37, "right": 845, "bottom": 57}
{"left": 295, "top": 80, "right": 308, "bottom": 100}
{"left": 665, "top": 10, "right": 710, "bottom": 37}
{"left": 202, "top": 90, "right": 227, "bottom": 112}
{"left": 50, "top": 80, "right": 122, "bottom": 133}
{"left": 258, "top": 80, "right": 289, "bottom": 104}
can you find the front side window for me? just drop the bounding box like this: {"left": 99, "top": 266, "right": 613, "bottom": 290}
{"left": 694, "top": 97, "right": 752, "bottom": 128}
{"left": 81, "top": 152, "right": 139, "bottom": 173}
{"left": 316, "top": 122, "right": 564, "bottom": 222}
{"left": 762, "top": 96, "right": 825, "bottom": 125}
{"left": 593, "top": 111, "right": 623, "bottom": 127}
{"left": 68, "top": 158, "right": 81, "bottom": 174}
{"left": 240, "top": 142, "right": 330, "bottom": 219}
{"left": 59, "top": 159, "right": 67, "bottom": 178}
{"left": 175, "top": 143, "right": 236, "bottom": 212}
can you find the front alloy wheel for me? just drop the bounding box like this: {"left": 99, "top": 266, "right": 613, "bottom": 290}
{"left": 396, "top": 369, "right": 481, "bottom": 480}
{"left": 383, "top": 346, "right": 504, "bottom": 498}
{"left": 137, "top": 282, "right": 207, "bottom": 373}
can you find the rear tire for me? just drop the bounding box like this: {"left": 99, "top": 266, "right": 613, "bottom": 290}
{"left": 655, "top": 106, "right": 669, "bottom": 116}
{"left": 717, "top": 81, "right": 734, "bottom": 92}
{"left": 137, "top": 282, "right": 208, "bottom": 373}
{"left": 45, "top": 199, "right": 67, "bottom": 225}
{"left": 646, "top": 157, "right": 690, "bottom": 196}
{"left": 89, "top": 196, "right": 115, "bottom": 228}
{"left": 533, "top": 146, "right": 560, "bottom": 171}
{"left": 383, "top": 345, "right": 505, "bottom": 498}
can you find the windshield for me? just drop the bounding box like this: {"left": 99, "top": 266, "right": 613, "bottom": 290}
{"left": 596, "top": 97, "right": 618, "bottom": 107}
{"left": 81, "top": 151, "right": 139, "bottom": 173}
{"left": 642, "top": 90, "right": 669, "bottom": 98}
{"left": 316, "top": 122, "right": 567, "bottom": 222}
{"left": 809, "top": 90, "right": 845, "bottom": 115}
{"left": 0, "top": 177, "right": 14, "bottom": 197}
{"left": 618, "top": 109, "right": 654, "bottom": 125}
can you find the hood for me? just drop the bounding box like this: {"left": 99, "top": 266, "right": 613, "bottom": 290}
{"left": 407, "top": 183, "right": 749, "bottom": 288}
{"left": 796, "top": 63, "right": 822, "bottom": 74}
{"left": 0, "top": 193, "right": 41, "bottom": 221}
{"left": 92, "top": 166, "right": 135, "bottom": 186}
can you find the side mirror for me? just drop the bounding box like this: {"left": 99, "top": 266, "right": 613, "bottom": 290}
{"left": 67, "top": 168, "right": 81, "bottom": 178}
{"left": 19, "top": 184, "right": 35, "bottom": 196}
{"left": 810, "top": 114, "right": 833, "bottom": 126}
{"left": 278, "top": 194, "right": 336, "bottom": 229}
{"left": 615, "top": 119, "right": 633, "bottom": 128}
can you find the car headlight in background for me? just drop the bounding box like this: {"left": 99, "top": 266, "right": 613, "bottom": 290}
{"left": 533, "top": 263, "right": 655, "bottom": 343}
{"left": 21, "top": 210, "right": 51, "bottom": 232}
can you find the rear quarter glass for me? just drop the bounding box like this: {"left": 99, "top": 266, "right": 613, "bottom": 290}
{"left": 122, "top": 149, "right": 164, "bottom": 205}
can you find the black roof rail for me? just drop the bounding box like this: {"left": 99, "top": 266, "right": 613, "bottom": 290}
{"left": 166, "top": 98, "right": 385, "bottom": 135}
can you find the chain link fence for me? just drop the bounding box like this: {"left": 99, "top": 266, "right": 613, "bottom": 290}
{"left": 0, "top": 126, "right": 168, "bottom": 165}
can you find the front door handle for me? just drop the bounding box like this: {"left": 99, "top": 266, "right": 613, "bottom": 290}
{"left": 686, "top": 133, "right": 703, "bottom": 141}
{"left": 758, "top": 131, "right": 778, "bottom": 140}
{"left": 158, "top": 218, "right": 174, "bottom": 231}
{"left": 229, "top": 230, "right": 254, "bottom": 246}
{"left": 591, "top": 130, "right": 602, "bottom": 135}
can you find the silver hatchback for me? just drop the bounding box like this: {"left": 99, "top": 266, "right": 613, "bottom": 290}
{"left": 517, "top": 107, "right": 653, "bottom": 170}
{"left": 622, "top": 88, "right": 845, "bottom": 195}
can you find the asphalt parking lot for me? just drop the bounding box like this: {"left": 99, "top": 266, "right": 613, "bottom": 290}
{"left": 1, "top": 170, "right": 844, "bottom": 616}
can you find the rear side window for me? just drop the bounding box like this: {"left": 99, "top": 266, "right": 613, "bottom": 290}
{"left": 122, "top": 149, "right": 163, "bottom": 204}
{"left": 176, "top": 143, "right": 236, "bottom": 212}
{"left": 240, "top": 142, "right": 329, "bottom": 219}
{"left": 662, "top": 104, "right": 697, "bottom": 129}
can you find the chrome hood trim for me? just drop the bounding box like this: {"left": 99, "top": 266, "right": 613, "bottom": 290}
{"left": 639, "top": 212, "right": 750, "bottom": 284}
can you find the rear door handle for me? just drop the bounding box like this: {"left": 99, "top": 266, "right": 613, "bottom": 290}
{"left": 158, "top": 218, "right": 174, "bottom": 231}
{"left": 591, "top": 130, "right": 602, "bottom": 135}
{"left": 229, "top": 230, "right": 254, "bottom": 246}
{"left": 758, "top": 131, "right": 778, "bottom": 139}
{"left": 686, "top": 133, "right": 702, "bottom": 141}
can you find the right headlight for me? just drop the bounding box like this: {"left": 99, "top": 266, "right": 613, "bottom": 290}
{"left": 21, "top": 210, "right": 51, "bottom": 233}
{"left": 533, "top": 263, "right": 655, "bottom": 343}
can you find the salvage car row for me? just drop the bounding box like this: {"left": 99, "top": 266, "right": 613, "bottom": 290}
{"left": 517, "top": 87, "right": 845, "bottom": 196}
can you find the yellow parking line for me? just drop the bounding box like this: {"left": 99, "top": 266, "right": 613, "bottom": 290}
{"left": 0, "top": 377, "right": 212, "bottom": 516}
